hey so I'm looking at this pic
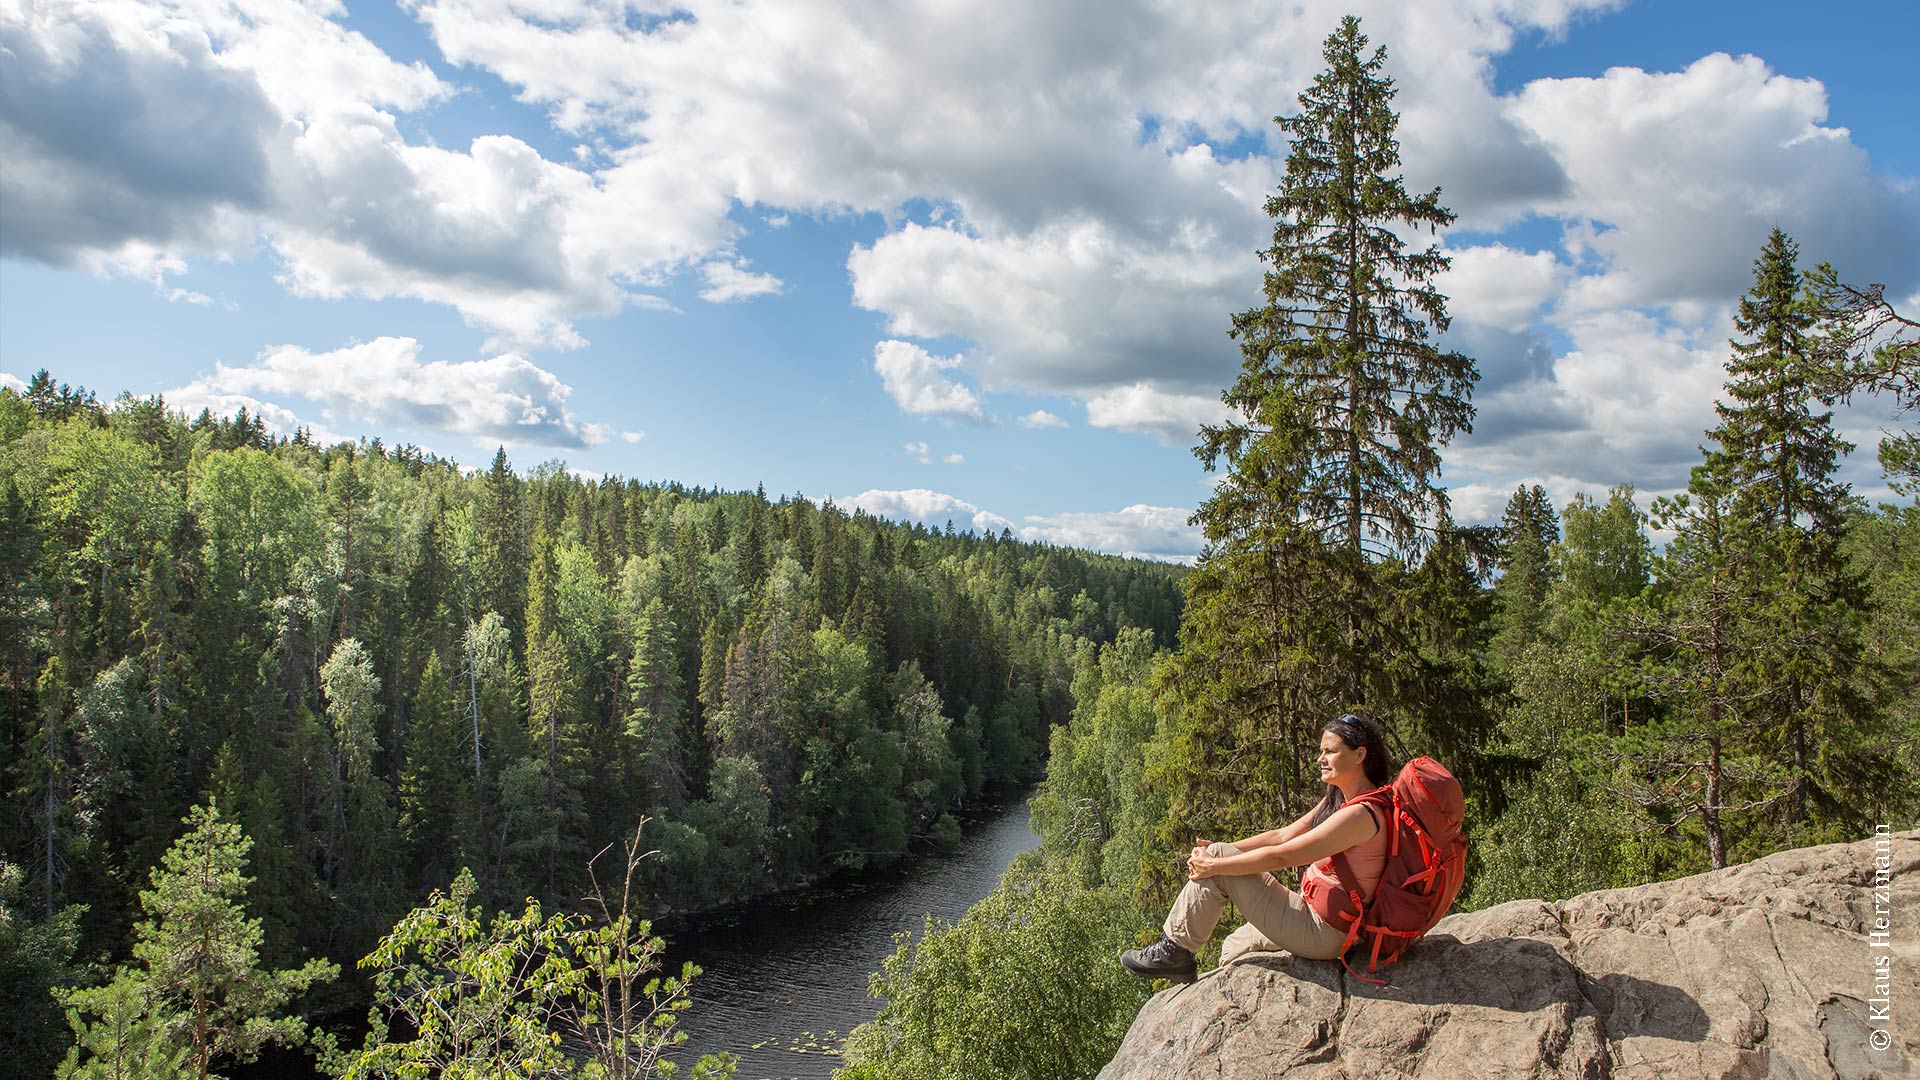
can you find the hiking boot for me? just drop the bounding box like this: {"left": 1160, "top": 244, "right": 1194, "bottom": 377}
{"left": 1120, "top": 934, "right": 1196, "bottom": 983}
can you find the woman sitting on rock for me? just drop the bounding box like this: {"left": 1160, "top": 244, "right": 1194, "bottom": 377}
{"left": 1121, "top": 711, "right": 1393, "bottom": 983}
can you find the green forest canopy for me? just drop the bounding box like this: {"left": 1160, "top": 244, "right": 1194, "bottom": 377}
{"left": 7, "top": 18, "right": 1919, "bottom": 1080}
{"left": 0, "top": 379, "right": 1186, "bottom": 1076}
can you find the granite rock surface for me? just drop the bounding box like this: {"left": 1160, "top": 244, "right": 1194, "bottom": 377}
{"left": 1098, "top": 831, "right": 1919, "bottom": 1079}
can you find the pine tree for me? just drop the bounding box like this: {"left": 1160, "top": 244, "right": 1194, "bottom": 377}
{"left": 58, "top": 802, "right": 336, "bottom": 1079}
{"left": 3, "top": 860, "right": 85, "bottom": 1079}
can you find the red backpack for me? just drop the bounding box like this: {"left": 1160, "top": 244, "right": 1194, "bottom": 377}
{"left": 1301, "top": 756, "right": 1467, "bottom": 985}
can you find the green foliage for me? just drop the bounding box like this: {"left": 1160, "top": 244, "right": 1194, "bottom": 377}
{"left": 1225, "top": 13, "right": 1476, "bottom": 563}
{"left": 1030, "top": 630, "right": 1164, "bottom": 892}
{"left": 1844, "top": 503, "right": 1920, "bottom": 819}
{"left": 652, "top": 755, "right": 771, "bottom": 905}
{"left": 320, "top": 638, "right": 400, "bottom": 948}
{"left": 339, "top": 838, "right": 736, "bottom": 1080}
{"left": 1157, "top": 14, "right": 1481, "bottom": 909}
{"left": 1552, "top": 485, "right": 1652, "bottom": 613}
{"left": 1465, "top": 641, "right": 1657, "bottom": 907}
{"left": 58, "top": 974, "right": 191, "bottom": 1080}
{"left": 59, "top": 802, "right": 336, "bottom": 1079}
{"left": 1, "top": 371, "right": 1184, "bottom": 1077}
{"left": 186, "top": 448, "right": 322, "bottom": 596}
{"left": 836, "top": 860, "right": 1150, "bottom": 1080}
{"left": 1489, "top": 485, "right": 1560, "bottom": 671}
{"left": 1, "top": 861, "right": 86, "bottom": 1079}
{"left": 399, "top": 651, "right": 470, "bottom": 884}
{"left": 1624, "top": 231, "right": 1879, "bottom": 859}
{"left": 891, "top": 662, "right": 963, "bottom": 827}
{"left": 340, "top": 869, "right": 572, "bottom": 1079}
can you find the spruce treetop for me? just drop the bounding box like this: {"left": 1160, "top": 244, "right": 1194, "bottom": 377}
{"left": 1212, "top": 13, "right": 1476, "bottom": 562}
{"left": 1707, "top": 227, "right": 1853, "bottom": 537}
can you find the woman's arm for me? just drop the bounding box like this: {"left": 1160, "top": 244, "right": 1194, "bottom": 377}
{"left": 1198, "top": 803, "right": 1324, "bottom": 854}
{"left": 1188, "top": 805, "right": 1377, "bottom": 880}
{"left": 1272, "top": 802, "right": 1325, "bottom": 845}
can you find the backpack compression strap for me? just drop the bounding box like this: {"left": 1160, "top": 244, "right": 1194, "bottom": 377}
{"left": 1325, "top": 796, "right": 1393, "bottom": 986}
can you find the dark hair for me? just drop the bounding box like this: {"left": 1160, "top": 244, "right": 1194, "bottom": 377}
{"left": 1307, "top": 711, "right": 1395, "bottom": 829}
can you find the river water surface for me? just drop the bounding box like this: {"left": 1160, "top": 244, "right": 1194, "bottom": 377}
{"left": 664, "top": 788, "right": 1040, "bottom": 1080}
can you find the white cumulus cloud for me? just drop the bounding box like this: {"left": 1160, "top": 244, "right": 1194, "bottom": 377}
{"left": 1020, "top": 409, "right": 1069, "bottom": 429}
{"left": 1449, "top": 308, "right": 1732, "bottom": 492}
{"left": 165, "top": 336, "right": 612, "bottom": 449}
{"left": 8, "top": 0, "right": 1917, "bottom": 507}
{"left": 1085, "top": 383, "right": 1235, "bottom": 446}
{"left": 1019, "top": 504, "right": 1203, "bottom": 563}
{"left": 1440, "top": 244, "right": 1567, "bottom": 332}
{"left": 873, "top": 340, "right": 987, "bottom": 423}
{"left": 698, "top": 259, "right": 784, "bottom": 303}
{"left": 839, "top": 489, "right": 1016, "bottom": 536}
{"left": 836, "top": 488, "right": 1202, "bottom": 562}
{"left": 1509, "top": 53, "right": 1920, "bottom": 320}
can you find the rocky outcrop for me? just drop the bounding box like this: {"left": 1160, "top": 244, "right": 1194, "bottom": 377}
{"left": 1099, "top": 831, "right": 1919, "bottom": 1079}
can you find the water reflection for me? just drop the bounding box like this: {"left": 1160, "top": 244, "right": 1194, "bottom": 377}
{"left": 664, "top": 788, "right": 1039, "bottom": 1080}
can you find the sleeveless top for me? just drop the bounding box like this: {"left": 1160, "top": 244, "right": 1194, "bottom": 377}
{"left": 1301, "top": 800, "right": 1389, "bottom": 902}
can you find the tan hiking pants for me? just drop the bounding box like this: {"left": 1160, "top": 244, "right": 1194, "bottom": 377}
{"left": 1163, "top": 842, "right": 1349, "bottom": 962}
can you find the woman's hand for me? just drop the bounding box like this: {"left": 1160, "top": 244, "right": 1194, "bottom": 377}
{"left": 1186, "top": 845, "right": 1218, "bottom": 881}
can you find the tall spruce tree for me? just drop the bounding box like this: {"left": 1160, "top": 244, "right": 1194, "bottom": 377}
{"left": 1224, "top": 14, "right": 1476, "bottom": 565}
{"left": 479, "top": 448, "right": 526, "bottom": 652}
{"left": 622, "top": 597, "right": 689, "bottom": 810}
{"left": 1154, "top": 16, "right": 1478, "bottom": 900}
{"left": 1490, "top": 484, "right": 1560, "bottom": 669}
{"left": 1700, "top": 230, "right": 1870, "bottom": 839}
{"left": 1709, "top": 230, "right": 1852, "bottom": 536}
{"left": 399, "top": 651, "right": 469, "bottom": 885}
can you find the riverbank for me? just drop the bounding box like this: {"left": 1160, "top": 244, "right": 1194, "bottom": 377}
{"left": 663, "top": 785, "right": 1040, "bottom": 1080}
{"left": 651, "top": 780, "right": 1036, "bottom": 928}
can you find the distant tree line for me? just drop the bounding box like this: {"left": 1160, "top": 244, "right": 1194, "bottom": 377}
{"left": 0, "top": 381, "right": 1185, "bottom": 1077}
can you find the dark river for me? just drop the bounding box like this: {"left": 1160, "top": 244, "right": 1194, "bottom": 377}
{"left": 662, "top": 787, "right": 1040, "bottom": 1080}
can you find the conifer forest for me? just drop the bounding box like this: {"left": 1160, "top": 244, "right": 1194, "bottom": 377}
{"left": 5, "top": 15, "right": 1917, "bottom": 1080}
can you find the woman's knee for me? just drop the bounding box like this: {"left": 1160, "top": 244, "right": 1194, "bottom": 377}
{"left": 1206, "top": 841, "right": 1237, "bottom": 857}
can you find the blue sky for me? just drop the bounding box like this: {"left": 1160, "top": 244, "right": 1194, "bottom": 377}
{"left": 3, "top": 0, "right": 1916, "bottom": 561}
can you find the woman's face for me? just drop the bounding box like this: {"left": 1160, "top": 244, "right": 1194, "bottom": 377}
{"left": 1317, "top": 729, "right": 1366, "bottom": 787}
